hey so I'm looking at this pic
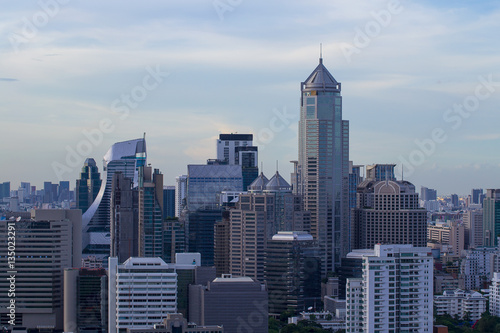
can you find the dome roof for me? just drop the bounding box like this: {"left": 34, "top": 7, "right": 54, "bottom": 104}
{"left": 265, "top": 171, "right": 291, "bottom": 192}
{"left": 248, "top": 172, "right": 269, "bottom": 192}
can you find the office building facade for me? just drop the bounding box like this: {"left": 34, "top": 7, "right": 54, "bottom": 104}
{"left": 297, "top": 57, "right": 349, "bottom": 274}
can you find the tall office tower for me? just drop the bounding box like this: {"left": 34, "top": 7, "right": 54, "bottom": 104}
{"left": 110, "top": 172, "right": 139, "bottom": 263}
{"left": 216, "top": 133, "right": 258, "bottom": 190}
{"left": 187, "top": 209, "right": 222, "bottom": 266}
{"left": 175, "top": 175, "right": 187, "bottom": 217}
{"left": 420, "top": 186, "right": 437, "bottom": 201}
{"left": 471, "top": 188, "right": 484, "bottom": 205}
{"left": 463, "top": 209, "right": 483, "bottom": 249}
{"left": 43, "top": 181, "right": 54, "bottom": 203}
{"left": 189, "top": 276, "right": 268, "bottom": 333}
{"left": 82, "top": 137, "right": 146, "bottom": 261}
{"left": 349, "top": 162, "right": 363, "bottom": 251}
{"left": 451, "top": 194, "right": 459, "bottom": 208}
{"left": 108, "top": 257, "right": 177, "bottom": 333}
{"left": 58, "top": 180, "right": 70, "bottom": 202}
{"left": 138, "top": 167, "right": 164, "bottom": 258}
{"left": 20, "top": 182, "right": 31, "bottom": 197}
{"left": 214, "top": 211, "right": 231, "bottom": 276}
{"left": 297, "top": 57, "right": 349, "bottom": 274}
{"left": 163, "top": 185, "right": 176, "bottom": 218}
{"left": 76, "top": 158, "right": 102, "bottom": 214}
{"left": 163, "top": 217, "right": 186, "bottom": 264}
{"left": 352, "top": 173, "right": 427, "bottom": 250}
{"left": 483, "top": 189, "right": 500, "bottom": 247}
{"left": 0, "top": 209, "right": 81, "bottom": 330}
{"left": 173, "top": 253, "right": 216, "bottom": 320}
{"left": 265, "top": 231, "right": 321, "bottom": 315}
{"left": 345, "top": 244, "right": 433, "bottom": 333}
{"left": 366, "top": 164, "right": 395, "bottom": 181}
{"left": 64, "top": 268, "right": 108, "bottom": 333}
{"left": 186, "top": 163, "right": 242, "bottom": 211}
{"left": 0, "top": 181, "right": 10, "bottom": 199}
{"left": 229, "top": 172, "right": 310, "bottom": 281}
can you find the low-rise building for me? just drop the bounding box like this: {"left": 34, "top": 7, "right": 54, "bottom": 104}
{"left": 434, "top": 289, "right": 486, "bottom": 321}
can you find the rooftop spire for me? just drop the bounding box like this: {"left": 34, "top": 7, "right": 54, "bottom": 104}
{"left": 320, "top": 43, "right": 323, "bottom": 64}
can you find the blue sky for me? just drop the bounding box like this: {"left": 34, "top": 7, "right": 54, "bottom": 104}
{"left": 1, "top": 0, "right": 500, "bottom": 196}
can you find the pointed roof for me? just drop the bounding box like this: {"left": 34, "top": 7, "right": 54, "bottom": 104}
{"left": 265, "top": 171, "right": 291, "bottom": 192}
{"left": 303, "top": 58, "right": 340, "bottom": 91}
{"left": 248, "top": 172, "right": 269, "bottom": 192}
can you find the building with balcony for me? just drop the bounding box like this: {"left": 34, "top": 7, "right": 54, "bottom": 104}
{"left": 434, "top": 289, "right": 486, "bottom": 321}
{"left": 346, "top": 244, "right": 433, "bottom": 333}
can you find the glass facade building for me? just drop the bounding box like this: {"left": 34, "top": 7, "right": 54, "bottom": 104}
{"left": 298, "top": 58, "right": 349, "bottom": 274}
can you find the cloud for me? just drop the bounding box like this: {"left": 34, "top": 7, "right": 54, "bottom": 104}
{"left": 0, "top": 77, "right": 18, "bottom": 81}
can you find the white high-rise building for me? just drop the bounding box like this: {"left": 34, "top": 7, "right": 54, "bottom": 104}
{"left": 108, "top": 257, "right": 177, "bottom": 333}
{"left": 175, "top": 175, "right": 187, "bottom": 217}
{"left": 490, "top": 272, "right": 500, "bottom": 316}
{"left": 346, "top": 244, "right": 433, "bottom": 333}
{"left": 460, "top": 247, "right": 496, "bottom": 291}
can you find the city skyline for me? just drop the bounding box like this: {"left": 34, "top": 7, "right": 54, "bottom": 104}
{"left": 1, "top": 1, "right": 500, "bottom": 195}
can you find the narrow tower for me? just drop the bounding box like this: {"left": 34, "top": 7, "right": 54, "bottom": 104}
{"left": 298, "top": 57, "right": 349, "bottom": 274}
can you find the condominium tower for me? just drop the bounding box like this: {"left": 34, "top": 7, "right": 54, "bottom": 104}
{"left": 346, "top": 244, "right": 433, "bottom": 333}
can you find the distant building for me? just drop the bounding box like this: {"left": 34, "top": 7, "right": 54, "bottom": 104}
{"left": 175, "top": 175, "right": 187, "bottom": 217}
{"left": 421, "top": 186, "right": 437, "bottom": 201}
{"left": 463, "top": 210, "right": 483, "bottom": 249}
{"left": 366, "top": 164, "right": 395, "bottom": 181}
{"left": 460, "top": 247, "right": 496, "bottom": 290}
{"left": 189, "top": 275, "right": 268, "bottom": 333}
{"left": 0, "top": 181, "right": 10, "bottom": 199}
{"left": 108, "top": 257, "right": 177, "bottom": 333}
{"left": 471, "top": 189, "right": 484, "bottom": 205}
{"left": 162, "top": 217, "right": 186, "bottom": 264}
{"left": 163, "top": 185, "right": 176, "bottom": 218}
{"left": 483, "top": 189, "right": 500, "bottom": 247}
{"left": 216, "top": 133, "right": 258, "bottom": 190}
{"left": 186, "top": 163, "right": 242, "bottom": 211}
{"left": 451, "top": 194, "right": 459, "bottom": 208}
{"left": 427, "top": 221, "right": 464, "bottom": 256}
{"left": 346, "top": 244, "right": 433, "bottom": 333}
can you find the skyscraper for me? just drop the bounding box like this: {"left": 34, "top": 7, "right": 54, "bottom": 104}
{"left": 352, "top": 171, "right": 427, "bottom": 250}
{"left": 76, "top": 158, "right": 102, "bottom": 214}
{"left": 0, "top": 209, "right": 82, "bottom": 330}
{"left": 297, "top": 57, "right": 349, "bottom": 274}
{"left": 175, "top": 175, "right": 187, "bottom": 217}
{"left": 216, "top": 133, "right": 258, "bottom": 190}
{"left": 483, "top": 189, "right": 500, "bottom": 247}
{"left": 82, "top": 137, "right": 146, "bottom": 261}
{"left": 346, "top": 244, "right": 433, "bottom": 333}
{"left": 265, "top": 231, "right": 321, "bottom": 315}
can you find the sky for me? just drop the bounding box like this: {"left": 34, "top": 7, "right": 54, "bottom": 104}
{"left": 1, "top": 0, "right": 500, "bottom": 196}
